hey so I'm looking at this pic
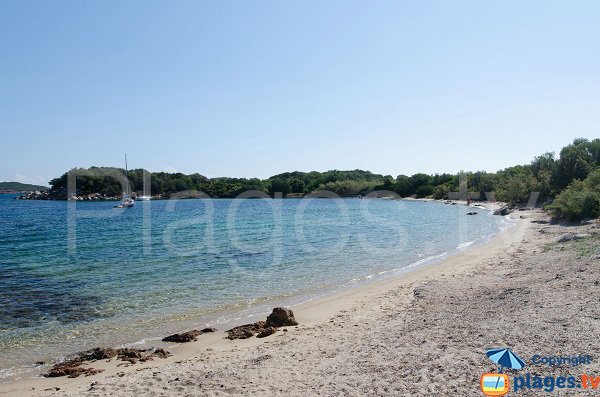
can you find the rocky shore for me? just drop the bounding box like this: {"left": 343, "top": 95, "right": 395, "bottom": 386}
{"left": 16, "top": 190, "right": 119, "bottom": 201}
{"left": 15, "top": 190, "right": 165, "bottom": 201}
{"left": 44, "top": 348, "right": 172, "bottom": 378}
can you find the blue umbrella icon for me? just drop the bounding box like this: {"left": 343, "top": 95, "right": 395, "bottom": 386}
{"left": 486, "top": 348, "right": 526, "bottom": 372}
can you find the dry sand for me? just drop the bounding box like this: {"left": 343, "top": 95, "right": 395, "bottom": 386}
{"left": 2, "top": 209, "right": 599, "bottom": 396}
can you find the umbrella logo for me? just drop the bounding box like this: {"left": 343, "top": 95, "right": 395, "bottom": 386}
{"left": 486, "top": 348, "right": 526, "bottom": 372}
{"left": 480, "top": 348, "right": 526, "bottom": 396}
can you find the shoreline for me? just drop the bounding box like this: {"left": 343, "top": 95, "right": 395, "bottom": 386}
{"left": 0, "top": 200, "right": 509, "bottom": 383}
{"left": 10, "top": 190, "right": 509, "bottom": 208}
{"left": 0, "top": 209, "right": 524, "bottom": 397}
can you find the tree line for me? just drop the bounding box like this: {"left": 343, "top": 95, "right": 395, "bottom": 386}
{"left": 48, "top": 138, "right": 600, "bottom": 220}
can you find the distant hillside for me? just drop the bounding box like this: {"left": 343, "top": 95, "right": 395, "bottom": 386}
{"left": 0, "top": 182, "right": 49, "bottom": 192}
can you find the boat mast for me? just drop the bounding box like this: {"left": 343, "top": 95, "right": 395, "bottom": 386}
{"left": 125, "top": 153, "right": 129, "bottom": 196}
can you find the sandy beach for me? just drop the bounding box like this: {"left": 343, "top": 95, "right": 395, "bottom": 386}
{"left": 2, "top": 208, "right": 598, "bottom": 396}
{"left": 3, "top": 1, "right": 599, "bottom": 394}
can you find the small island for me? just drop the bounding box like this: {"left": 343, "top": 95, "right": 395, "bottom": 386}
{"left": 0, "top": 182, "right": 49, "bottom": 194}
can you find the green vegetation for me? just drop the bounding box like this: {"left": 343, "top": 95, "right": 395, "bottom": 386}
{"left": 542, "top": 233, "right": 599, "bottom": 257}
{"left": 547, "top": 169, "right": 600, "bottom": 221}
{"left": 572, "top": 234, "right": 600, "bottom": 258}
{"left": 415, "top": 185, "right": 435, "bottom": 198}
{"left": 49, "top": 169, "right": 388, "bottom": 198}
{"left": 0, "top": 182, "right": 49, "bottom": 192}
{"left": 44, "top": 138, "right": 600, "bottom": 220}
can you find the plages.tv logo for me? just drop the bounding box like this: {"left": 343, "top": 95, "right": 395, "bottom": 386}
{"left": 481, "top": 348, "right": 599, "bottom": 394}
{"left": 480, "top": 348, "right": 525, "bottom": 396}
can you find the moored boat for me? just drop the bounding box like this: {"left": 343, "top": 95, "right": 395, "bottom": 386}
{"left": 114, "top": 154, "right": 135, "bottom": 209}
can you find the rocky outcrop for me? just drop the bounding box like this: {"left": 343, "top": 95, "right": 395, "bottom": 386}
{"left": 15, "top": 189, "right": 122, "bottom": 201}
{"left": 493, "top": 207, "right": 512, "bottom": 216}
{"left": 45, "top": 358, "right": 104, "bottom": 378}
{"left": 227, "top": 321, "right": 266, "bottom": 340}
{"left": 162, "top": 330, "right": 203, "bottom": 343}
{"left": 162, "top": 327, "right": 218, "bottom": 343}
{"left": 226, "top": 308, "right": 299, "bottom": 340}
{"left": 15, "top": 189, "right": 67, "bottom": 200}
{"left": 80, "top": 348, "right": 118, "bottom": 361}
{"left": 149, "top": 348, "right": 171, "bottom": 360}
{"left": 116, "top": 348, "right": 144, "bottom": 364}
{"left": 257, "top": 327, "right": 277, "bottom": 338}
{"left": 44, "top": 347, "right": 172, "bottom": 378}
{"left": 266, "top": 307, "right": 298, "bottom": 327}
{"left": 16, "top": 189, "right": 165, "bottom": 201}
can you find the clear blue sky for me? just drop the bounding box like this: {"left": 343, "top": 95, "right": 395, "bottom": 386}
{"left": 1, "top": 1, "right": 598, "bottom": 186}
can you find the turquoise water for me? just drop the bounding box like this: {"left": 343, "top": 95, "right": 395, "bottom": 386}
{"left": 0, "top": 194, "right": 510, "bottom": 380}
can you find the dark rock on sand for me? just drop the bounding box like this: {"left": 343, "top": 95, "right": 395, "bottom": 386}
{"left": 80, "top": 348, "right": 118, "bottom": 361}
{"left": 257, "top": 327, "right": 277, "bottom": 338}
{"left": 114, "top": 347, "right": 171, "bottom": 363}
{"left": 44, "top": 346, "right": 172, "bottom": 378}
{"left": 46, "top": 366, "right": 104, "bottom": 378}
{"left": 45, "top": 359, "right": 104, "bottom": 378}
{"left": 266, "top": 307, "right": 298, "bottom": 327}
{"left": 149, "top": 348, "right": 172, "bottom": 359}
{"left": 226, "top": 321, "right": 266, "bottom": 340}
{"left": 163, "top": 330, "right": 203, "bottom": 343}
{"left": 162, "top": 327, "right": 218, "bottom": 343}
{"left": 226, "top": 308, "right": 298, "bottom": 340}
{"left": 117, "top": 348, "right": 144, "bottom": 364}
{"left": 139, "top": 348, "right": 172, "bottom": 362}
{"left": 117, "top": 348, "right": 144, "bottom": 359}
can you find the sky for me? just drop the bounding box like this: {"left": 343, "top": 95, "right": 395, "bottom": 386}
{"left": 1, "top": 1, "right": 599, "bottom": 186}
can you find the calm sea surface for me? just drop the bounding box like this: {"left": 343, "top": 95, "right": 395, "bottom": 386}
{"left": 0, "top": 194, "right": 511, "bottom": 380}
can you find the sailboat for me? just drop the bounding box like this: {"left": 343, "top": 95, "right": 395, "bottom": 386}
{"left": 114, "top": 154, "right": 135, "bottom": 208}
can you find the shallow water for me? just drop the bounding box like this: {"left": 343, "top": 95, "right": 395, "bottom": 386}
{"left": 0, "top": 194, "right": 509, "bottom": 380}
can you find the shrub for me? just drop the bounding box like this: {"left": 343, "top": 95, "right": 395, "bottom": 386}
{"left": 495, "top": 175, "right": 538, "bottom": 204}
{"left": 415, "top": 185, "right": 435, "bottom": 198}
{"left": 432, "top": 184, "right": 449, "bottom": 200}
{"left": 318, "top": 180, "right": 379, "bottom": 197}
{"left": 547, "top": 170, "right": 600, "bottom": 221}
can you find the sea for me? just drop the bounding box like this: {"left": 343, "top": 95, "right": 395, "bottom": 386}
{"left": 0, "top": 193, "right": 512, "bottom": 381}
